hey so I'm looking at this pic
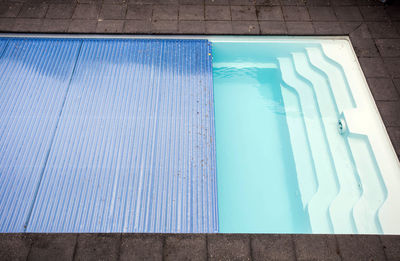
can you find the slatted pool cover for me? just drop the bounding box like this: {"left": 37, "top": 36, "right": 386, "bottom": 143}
{"left": 0, "top": 38, "right": 218, "bottom": 232}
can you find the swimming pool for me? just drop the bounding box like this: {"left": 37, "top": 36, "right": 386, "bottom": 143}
{"left": 0, "top": 35, "right": 398, "bottom": 234}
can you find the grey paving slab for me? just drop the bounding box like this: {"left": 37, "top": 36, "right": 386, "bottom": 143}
{"left": 376, "top": 39, "right": 400, "bottom": 58}
{"left": 336, "top": 235, "right": 386, "bottom": 261}
{"left": 359, "top": 57, "right": 388, "bottom": 77}
{"left": 123, "top": 19, "right": 151, "bottom": 32}
{"left": 232, "top": 20, "right": 259, "bottom": 34}
{"left": 351, "top": 37, "right": 379, "bottom": 57}
{"left": 368, "top": 22, "right": 399, "bottom": 38}
{"left": 152, "top": 19, "right": 178, "bottom": 32}
{"left": 96, "top": 19, "right": 124, "bottom": 32}
{"left": 280, "top": 0, "right": 305, "bottom": 5}
{"left": 153, "top": 5, "right": 178, "bottom": 20}
{"left": 334, "top": 6, "right": 363, "bottom": 21}
{"left": 367, "top": 77, "right": 399, "bottom": 101}
{"left": 251, "top": 234, "right": 296, "bottom": 261}
{"left": 0, "top": 3, "right": 22, "bottom": 18}
{"left": 74, "top": 234, "right": 121, "bottom": 261}
{"left": 179, "top": 5, "right": 204, "bottom": 20}
{"left": 18, "top": 3, "right": 48, "bottom": 18}
{"left": 72, "top": 3, "right": 100, "bottom": 19}
{"left": 259, "top": 21, "right": 287, "bottom": 34}
{"left": 308, "top": 6, "right": 337, "bottom": 21}
{"left": 205, "top": 0, "right": 229, "bottom": 5}
{"left": 46, "top": 4, "right": 75, "bottom": 19}
{"left": 208, "top": 234, "right": 251, "bottom": 261}
{"left": 387, "top": 127, "right": 400, "bottom": 156}
{"left": 293, "top": 234, "right": 341, "bottom": 261}
{"left": 381, "top": 235, "right": 400, "bottom": 261}
{"left": 41, "top": 19, "right": 70, "bottom": 32}
{"left": 205, "top": 20, "right": 232, "bottom": 33}
{"left": 231, "top": 5, "right": 257, "bottom": 21}
{"left": 377, "top": 100, "right": 400, "bottom": 126}
{"left": 314, "top": 21, "right": 342, "bottom": 34}
{"left": 384, "top": 57, "right": 400, "bottom": 78}
{"left": 179, "top": 20, "right": 205, "bottom": 33}
{"left": 12, "top": 18, "right": 42, "bottom": 31}
{"left": 359, "top": 6, "right": 389, "bottom": 21}
{"left": 99, "top": 4, "right": 127, "bottom": 20}
{"left": 27, "top": 234, "right": 77, "bottom": 261}
{"left": 0, "top": 18, "right": 16, "bottom": 31}
{"left": 205, "top": 5, "right": 230, "bottom": 20}
{"left": 282, "top": 6, "right": 310, "bottom": 21}
{"left": 68, "top": 19, "right": 97, "bottom": 32}
{"left": 286, "top": 21, "right": 315, "bottom": 34}
{"left": 120, "top": 234, "right": 163, "bottom": 261}
{"left": 126, "top": 4, "right": 152, "bottom": 20}
{"left": 0, "top": 234, "right": 32, "bottom": 261}
{"left": 164, "top": 235, "right": 206, "bottom": 261}
{"left": 256, "top": 6, "right": 283, "bottom": 21}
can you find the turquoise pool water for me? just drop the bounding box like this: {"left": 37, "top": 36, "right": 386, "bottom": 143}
{"left": 212, "top": 41, "right": 396, "bottom": 234}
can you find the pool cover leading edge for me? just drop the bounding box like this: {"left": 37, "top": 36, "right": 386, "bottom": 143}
{"left": 0, "top": 38, "right": 218, "bottom": 232}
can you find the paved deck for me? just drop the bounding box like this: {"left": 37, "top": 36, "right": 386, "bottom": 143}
{"left": 0, "top": 0, "right": 400, "bottom": 260}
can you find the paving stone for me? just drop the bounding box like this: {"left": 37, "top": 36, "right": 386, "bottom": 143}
{"left": 124, "top": 19, "right": 151, "bottom": 32}
{"left": 41, "top": 19, "right": 70, "bottom": 32}
{"left": 336, "top": 235, "right": 386, "bottom": 261}
{"left": 153, "top": 5, "right": 178, "bottom": 20}
{"left": 394, "top": 78, "right": 400, "bottom": 94}
{"left": 314, "top": 21, "right": 342, "bottom": 34}
{"left": 232, "top": 20, "right": 259, "bottom": 34}
{"left": 179, "top": 0, "right": 204, "bottom": 4}
{"left": 205, "top": 5, "right": 230, "bottom": 20}
{"left": 100, "top": 4, "right": 127, "bottom": 19}
{"left": 386, "top": 6, "right": 400, "bottom": 21}
{"left": 179, "top": 5, "right": 204, "bottom": 20}
{"left": 386, "top": 127, "right": 400, "bottom": 157}
{"left": 68, "top": 19, "right": 97, "bottom": 32}
{"left": 152, "top": 19, "right": 178, "bottom": 32}
{"left": 0, "top": 3, "right": 22, "bottom": 18}
{"left": 208, "top": 234, "right": 251, "bottom": 261}
{"left": 367, "top": 78, "right": 399, "bottom": 101}
{"left": 72, "top": 4, "right": 100, "bottom": 19}
{"left": 340, "top": 21, "right": 362, "bottom": 34}
{"left": 376, "top": 39, "right": 400, "bottom": 58}
{"left": 347, "top": 23, "right": 371, "bottom": 39}
{"left": 259, "top": 21, "right": 287, "bottom": 34}
{"left": 350, "top": 37, "right": 379, "bottom": 57}
{"left": 293, "top": 235, "right": 340, "bottom": 261}
{"left": 359, "top": 6, "right": 388, "bottom": 21}
{"left": 384, "top": 58, "right": 400, "bottom": 78}
{"left": 205, "top": 0, "right": 229, "bottom": 5}
{"left": 308, "top": 6, "right": 336, "bottom": 21}
{"left": 286, "top": 21, "right": 314, "bottom": 34}
{"left": 74, "top": 234, "right": 120, "bottom": 261}
{"left": 126, "top": 4, "right": 151, "bottom": 20}
{"left": 0, "top": 18, "right": 16, "bottom": 31}
{"left": 231, "top": 5, "right": 257, "bottom": 20}
{"left": 96, "top": 19, "right": 124, "bottom": 32}
{"left": 0, "top": 234, "right": 32, "bottom": 261}
{"left": 13, "top": 18, "right": 42, "bottom": 31}
{"left": 46, "top": 4, "right": 75, "bottom": 19}
{"left": 205, "top": 20, "right": 232, "bottom": 33}
{"left": 357, "top": 0, "right": 382, "bottom": 6}
{"left": 282, "top": 6, "right": 310, "bottom": 21}
{"left": 376, "top": 101, "right": 400, "bottom": 127}
{"left": 27, "top": 234, "right": 77, "bottom": 261}
{"left": 252, "top": 234, "right": 295, "bottom": 261}
{"left": 229, "top": 0, "right": 256, "bottom": 5}
{"left": 256, "top": 6, "right": 283, "bottom": 21}
{"left": 330, "top": 0, "right": 357, "bottom": 5}
{"left": 368, "top": 22, "right": 399, "bottom": 39}
{"left": 120, "top": 234, "right": 162, "bottom": 261}
{"left": 18, "top": 3, "right": 48, "bottom": 18}
{"left": 254, "top": 0, "right": 280, "bottom": 5}
{"left": 305, "top": 0, "right": 330, "bottom": 6}
{"left": 280, "top": 0, "right": 305, "bottom": 5}
{"left": 164, "top": 235, "right": 206, "bottom": 261}
{"left": 128, "top": 0, "right": 155, "bottom": 4}
{"left": 359, "top": 57, "right": 388, "bottom": 77}
{"left": 334, "top": 6, "right": 362, "bottom": 21}
{"left": 381, "top": 235, "right": 400, "bottom": 261}
{"left": 179, "top": 20, "right": 205, "bottom": 33}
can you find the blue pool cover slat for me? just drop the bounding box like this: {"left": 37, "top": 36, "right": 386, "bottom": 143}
{"left": 0, "top": 38, "right": 218, "bottom": 232}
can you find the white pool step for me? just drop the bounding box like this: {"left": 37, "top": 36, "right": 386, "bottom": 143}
{"left": 292, "top": 51, "right": 361, "bottom": 234}
{"left": 278, "top": 56, "right": 337, "bottom": 233}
